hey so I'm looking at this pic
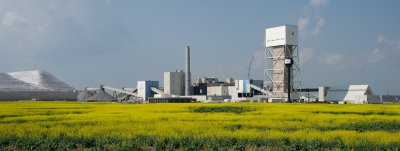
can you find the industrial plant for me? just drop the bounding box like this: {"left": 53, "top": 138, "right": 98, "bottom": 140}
{"left": 0, "top": 25, "right": 398, "bottom": 104}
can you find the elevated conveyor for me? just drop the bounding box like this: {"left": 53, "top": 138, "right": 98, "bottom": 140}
{"left": 250, "top": 84, "right": 270, "bottom": 95}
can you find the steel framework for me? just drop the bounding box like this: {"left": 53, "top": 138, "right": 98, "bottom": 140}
{"left": 264, "top": 45, "right": 301, "bottom": 99}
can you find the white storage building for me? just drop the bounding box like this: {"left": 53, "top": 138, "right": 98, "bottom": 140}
{"left": 319, "top": 85, "right": 381, "bottom": 104}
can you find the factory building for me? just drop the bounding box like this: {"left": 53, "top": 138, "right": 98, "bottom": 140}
{"left": 199, "top": 78, "right": 264, "bottom": 102}
{"left": 164, "top": 70, "right": 185, "bottom": 96}
{"left": 193, "top": 77, "right": 219, "bottom": 96}
{"left": 318, "top": 85, "right": 381, "bottom": 104}
{"left": 235, "top": 80, "right": 263, "bottom": 98}
{"left": 207, "top": 84, "right": 232, "bottom": 96}
{"left": 137, "top": 80, "right": 159, "bottom": 100}
{"left": 206, "top": 84, "right": 232, "bottom": 102}
{"left": 0, "top": 70, "right": 76, "bottom": 101}
{"left": 193, "top": 83, "right": 207, "bottom": 95}
{"left": 75, "top": 25, "right": 391, "bottom": 104}
{"left": 162, "top": 46, "right": 193, "bottom": 96}
{"left": 196, "top": 77, "right": 219, "bottom": 84}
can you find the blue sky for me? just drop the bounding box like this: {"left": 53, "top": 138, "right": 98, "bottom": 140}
{"left": 0, "top": 0, "right": 399, "bottom": 94}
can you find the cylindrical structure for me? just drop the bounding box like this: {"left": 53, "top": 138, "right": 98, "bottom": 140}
{"left": 185, "top": 46, "right": 191, "bottom": 96}
{"left": 285, "top": 58, "right": 293, "bottom": 102}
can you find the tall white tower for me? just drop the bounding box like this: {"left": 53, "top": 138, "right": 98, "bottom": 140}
{"left": 264, "top": 25, "right": 301, "bottom": 100}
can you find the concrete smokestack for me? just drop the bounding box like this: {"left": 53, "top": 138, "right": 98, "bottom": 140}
{"left": 185, "top": 46, "right": 191, "bottom": 96}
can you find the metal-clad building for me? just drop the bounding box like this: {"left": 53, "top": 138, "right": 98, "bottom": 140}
{"left": 207, "top": 84, "right": 230, "bottom": 96}
{"left": 164, "top": 71, "right": 185, "bottom": 96}
{"left": 137, "top": 80, "right": 159, "bottom": 100}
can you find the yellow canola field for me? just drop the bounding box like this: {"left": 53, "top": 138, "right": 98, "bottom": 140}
{"left": 0, "top": 102, "right": 399, "bottom": 150}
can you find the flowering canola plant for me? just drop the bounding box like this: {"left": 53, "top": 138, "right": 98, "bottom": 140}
{"left": 0, "top": 102, "right": 399, "bottom": 150}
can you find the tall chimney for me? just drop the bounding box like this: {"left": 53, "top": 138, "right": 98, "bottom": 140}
{"left": 185, "top": 46, "right": 191, "bottom": 96}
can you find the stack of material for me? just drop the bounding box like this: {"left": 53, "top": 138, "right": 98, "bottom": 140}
{"left": 0, "top": 70, "right": 76, "bottom": 101}
{"left": 117, "top": 93, "right": 129, "bottom": 102}
{"left": 77, "top": 91, "right": 94, "bottom": 102}
{"left": 0, "top": 73, "right": 40, "bottom": 90}
{"left": 7, "top": 70, "right": 74, "bottom": 90}
{"left": 86, "top": 91, "right": 114, "bottom": 102}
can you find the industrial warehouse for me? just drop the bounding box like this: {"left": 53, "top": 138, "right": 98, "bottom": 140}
{"left": 0, "top": 25, "right": 398, "bottom": 104}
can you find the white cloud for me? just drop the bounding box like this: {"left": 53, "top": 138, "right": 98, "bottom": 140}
{"left": 0, "top": 1, "right": 129, "bottom": 57}
{"left": 1, "top": 11, "right": 27, "bottom": 27}
{"left": 298, "top": 17, "right": 309, "bottom": 31}
{"left": 367, "top": 48, "right": 384, "bottom": 63}
{"left": 375, "top": 35, "right": 400, "bottom": 51}
{"left": 299, "top": 0, "right": 329, "bottom": 37}
{"left": 312, "top": 18, "right": 325, "bottom": 35}
{"left": 2, "top": 11, "right": 17, "bottom": 27}
{"left": 299, "top": 48, "right": 315, "bottom": 64}
{"left": 377, "top": 35, "right": 391, "bottom": 44}
{"left": 321, "top": 53, "right": 343, "bottom": 65}
{"left": 308, "top": 0, "right": 329, "bottom": 8}
{"left": 343, "top": 48, "right": 385, "bottom": 66}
